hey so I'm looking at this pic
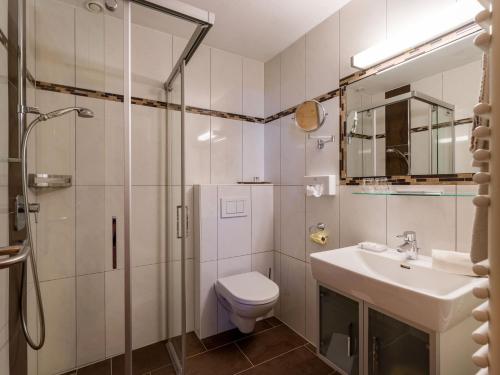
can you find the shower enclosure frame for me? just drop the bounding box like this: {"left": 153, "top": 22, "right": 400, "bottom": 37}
{"left": 12, "top": 1, "right": 214, "bottom": 374}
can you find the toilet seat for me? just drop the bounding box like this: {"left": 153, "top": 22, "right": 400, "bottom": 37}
{"left": 216, "top": 271, "right": 279, "bottom": 306}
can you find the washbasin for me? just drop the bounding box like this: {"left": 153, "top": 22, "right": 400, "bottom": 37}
{"left": 310, "top": 246, "right": 484, "bottom": 332}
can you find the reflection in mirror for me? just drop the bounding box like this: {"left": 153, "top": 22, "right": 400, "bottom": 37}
{"left": 294, "top": 100, "right": 327, "bottom": 132}
{"left": 344, "top": 33, "right": 482, "bottom": 177}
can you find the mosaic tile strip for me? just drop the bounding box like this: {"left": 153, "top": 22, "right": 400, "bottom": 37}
{"left": 343, "top": 173, "right": 474, "bottom": 186}
{"left": 0, "top": 28, "right": 7, "bottom": 50}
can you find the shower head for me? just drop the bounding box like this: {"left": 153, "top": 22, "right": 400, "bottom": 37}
{"left": 42, "top": 107, "right": 94, "bottom": 121}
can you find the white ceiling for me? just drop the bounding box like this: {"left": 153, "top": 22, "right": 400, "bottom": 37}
{"left": 177, "top": 0, "right": 351, "bottom": 62}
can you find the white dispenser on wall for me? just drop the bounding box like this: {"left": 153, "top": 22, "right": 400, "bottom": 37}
{"left": 304, "top": 175, "right": 336, "bottom": 197}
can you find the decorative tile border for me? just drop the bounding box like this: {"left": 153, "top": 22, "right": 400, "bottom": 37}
{"left": 0, "top": 28, "right": 7, "bottom": 50}
{"left": 344, "top": 173, "right": 474, "bottom": 186}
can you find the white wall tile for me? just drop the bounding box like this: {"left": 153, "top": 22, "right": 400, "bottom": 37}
{"left": 280, "top": 254, "right": 305, "bottom": 336}
{"left": 243, "top": 58, "right": 265, "bottom": 118}
{"left": 251, "top": 185, "right": 274, "bottom": 253}
{"left": 37, "top": 187, "right": 76, "bottom": 281}
{"left": 306, "top": 13, "right": 340, "bottom": 98}
{"left": 211, "top": 48, "right": 243, "bottom": 113}
{"left": 75, "top": 8, "right": 105, "bottom": 91}
{"left": 131, "top": 23, "right": 172, "bottom": 101}
{"left": 39, "top": 278, "right": 76, "bottom": 375}
{"left": 218, "top": 254, "right": 252, "bottom": 279}
{"left": 457, "top": 185, "right": 477, "bottom": 253}
{"left": 339, "top": 0, "right": 387, "bottom": 78}
{"left": 168, "top": 260, "right": 195, "bottom": 337}
{"left": 280, "top": 37, "right": 306, "bottom": 110}
{"left": 305, "top": 98, "right": 339, "bottom": 177}
{"left": 264, "top": 119, "right": 281, "bottom": 184}
{"left": 195, "top": 185, "right": 218, "bottom": 263}
{"left": 76, "top": 186, "right": 105, "bottom": 275}
{"left": 273, "top": 186, "right": 281, "bottom": 251}
{"left": 104, "top": 15, "right": 123, "bottom": 94}
{"left": 281, "top": 114, "right": 305, "bottom": 185}
{"left": 105, "top": 101, "right": 124, "bottom": 186}
{"left": 280, "top": 186, "right": 305, "bottom": 261}
{"left": 173, "top": 37, "right": 210, "bottom": 109}
{"left": 76, "top": 273, "right": 105, "bottom": 366}
{"left": 75, "top": 96, "right": 105, "bottom": 185}
{"left": 210, "top": 118, "right": 243, "bottom": 184}
{"left": 387, "top": 185, "right": 456, "bottom": 255}
{"left": 243, "top": 123, "right": 265, "bottom": 182}
{"left": 217, "top": 185, "right": 251, "bottom": 259}
{"left": 132, "top": 263, "right": 167, "bottom": 349}
{"left": 339, "top": 185, "right": 387, "bottom": 247}
{"left": 305, "top": 263, "right": 318, "bottom": 345}
{"left": 105, "top": 270, "right": 124, "bottom": 357}
{"left": 272, "top": 251, "right": 281, "bottom": 318}
{"left": 264, "top": 54, "right": 281, "bottom": 117}
{"left": 251, "top": 251, "right": 274, "bottom": 279}
{"left": 131, "top": 186, "right": 166, "bottom": 266}
{"left": 306, "top": 195, "right": 340, "bottom": 262}
{"left": 198, "top": 260, "right": 218, "bottom": 338}
{"left": 131, "top": 105, "right": 167, "bottom": 185}
{"left": 35, "top": 0, "right": 75, "bottom": 86}
{"left": 411, "top": 73, "right": 443, "bottom": 99}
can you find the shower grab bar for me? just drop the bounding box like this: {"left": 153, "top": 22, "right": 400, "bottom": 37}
{"left": 0, "top": 241, "right": 30, "bottom": 269}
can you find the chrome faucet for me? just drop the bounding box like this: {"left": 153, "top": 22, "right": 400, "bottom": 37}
{"left": 396, "top": 231, "right": 419, "bottom": 260}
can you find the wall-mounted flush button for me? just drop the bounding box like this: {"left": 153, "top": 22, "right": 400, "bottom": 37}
{"left": 236, "top": 200, "right": 245, "bottom": 213}
{"left": 226, "top": 201, "right": 236, "bottom": 214}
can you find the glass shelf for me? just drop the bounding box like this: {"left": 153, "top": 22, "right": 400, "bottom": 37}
{"left": 352, "top": 191, "right": 475, "bottom": 197}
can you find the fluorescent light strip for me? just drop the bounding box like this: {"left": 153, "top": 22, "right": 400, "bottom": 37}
{"left": 352, "top": 0, "right": 483, "bottom": 70}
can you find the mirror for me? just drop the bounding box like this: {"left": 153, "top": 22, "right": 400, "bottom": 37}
{"left": 295, "top": 100, "right": 327, "bottom": 132}
{"left": 344, "top": 32, "right": 482, "bottom": 178}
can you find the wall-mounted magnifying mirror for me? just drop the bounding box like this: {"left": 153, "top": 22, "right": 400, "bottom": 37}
{"left": 294, "top": 100, "right": 327, "bottom": 132}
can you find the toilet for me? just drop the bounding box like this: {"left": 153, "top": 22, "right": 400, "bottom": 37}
{"left": 215, "top": 271, "right": 279, "bottom": 333}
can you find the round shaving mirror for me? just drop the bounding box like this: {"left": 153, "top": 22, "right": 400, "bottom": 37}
{"left": 294, "top": 100, "right": 327, "bottom": 132}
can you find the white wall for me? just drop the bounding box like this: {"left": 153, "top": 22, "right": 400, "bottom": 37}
{"left": 29, "top": 0, "right": 265, "bottom": 374}
{"left": 264, "top": 0, "right": 477, "bottom": 348}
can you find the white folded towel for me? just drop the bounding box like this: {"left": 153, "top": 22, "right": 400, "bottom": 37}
{"left": 432, "top": 249, "right": 476, "bottom": 276}
{"left": 358, "top": 242, "right": 387, "bottom": 252}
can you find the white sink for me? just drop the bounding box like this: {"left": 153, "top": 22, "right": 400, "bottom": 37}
{"left": 310, "top": 246, "right": 483, "bottom": 332}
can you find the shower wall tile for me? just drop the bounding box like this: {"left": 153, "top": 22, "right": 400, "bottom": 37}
{"left": 273, "top": 186, "right": 281, "bottom": 252}
{"left": 75, "top": 96, "right": 105, "bottom": 186}
{"left": 104, "top": 100, "right": 124, "bottom": 186}
{"left": 168, "top": 260, "right": 195, "bottom": 338}
{"left": 339, "top": 0, "right": 387, "bottom": 79}
{"left": 173, "top": 37, "right": 210, "bottom": 109}
{"left": 76, "top": 186, "right": 105, "bottom": 275}
{"left": 194, "top": 185, "right": 218, "bottom": 263}
{"left": 242, "top": 122, "right": 264, "bottom": 182}
{"left": 104, "top": 15, "right": 123, "bottom": 95}
{"left": 305, "top": 97, "right": 339, "bottom": 177}
{"left": 280, "top": 36, "right": 305, "bottom": 111}
{"left": 305, "top": 13, "right": 340, "bottom": 99}
{"left": 210, "top": 117, "right": 243, "bottom": 184}
{"left": 305, "top": 263, "right": 318, "bottom": 345}
{"left": 264, "top": 54, "right": 281, "bottom": 118}
{"left": 76, "top": 273, "right": 105, "bottom": 367}
{"left": 131, "top": 186, "right": 167, "bottom": 267}
{"left": 280, "top": 254, "right": 305, "bottom": 336}
{"left": 456, "top": 185, "right": 477, "bottom": 253}
{"left": 131, "top": 23, "right": 172, "bottom": 101}
{"left": 251, "top": 251, "right": 274, "bottom": 279}
{"left": 75, "top": 7, "right": 105, "bottom": 91}
{"left": 280, "top": 114, "right": 305, "bottom": 185}
{"left": 273, "top": 251, "right": 282, "bottom": 318}
{"left": 251, "top": 185, "right": 274, "bottom": 253}
{"left": 243, "top": 57, "right": 264, "bottom": 118}
{"left": 35, "top": 0, "right": 75, "bottom": 86}
{"left": 35, "top": 91, "right": 75, "bottom": 177}
{"left": 197, "top": 260, "right": 218, "bottom": 338}
{"left": 386, "top": 185, "right": 457, "bottom": 256}
{"left": 131, "top": 105, "right": 167, "bottom": 185}
{"left": 105, "top": 269, "right": 125, "bottom": 358}
{"left": 280, "top": 186, "right": 305, "bottom": 261}
{"left": 210, "top": 48, "right": 243, "bottom": 114}
{"left": 339, "top": 185, "right": 387, "bottom": 247}
{"left": 39, "top": 277, "right": 76, "bottom": 375}
{"left": 264, "top": 118, "right": 281, "bottom": 185}
{"left": 37, "top": 187, "right": 76, "bottom": 281}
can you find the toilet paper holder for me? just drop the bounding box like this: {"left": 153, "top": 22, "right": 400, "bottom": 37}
{"left": 309, "top": 223, "right": 328, "bottom": 246}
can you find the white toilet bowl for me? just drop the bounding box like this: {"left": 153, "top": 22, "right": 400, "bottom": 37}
{"left": 215, "top": 271, "right": 279, "bottom": 333}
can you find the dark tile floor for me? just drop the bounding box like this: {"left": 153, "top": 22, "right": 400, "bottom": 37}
{"left": 68, "top": 317, "right": 337, "bottom": 375}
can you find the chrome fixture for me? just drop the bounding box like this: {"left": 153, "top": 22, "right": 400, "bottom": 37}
{"left": 104, "top": 0, "right": 118, "bottom": 11}
{"left": 396, "top": 231, "right": 419, "bottom": 260}
{"left": 18, "top": 106, "right": 94, "bottom": 350}
{"left": 387, "top": 147, "right": 410, "bottom": 173}
{"left": 86, "top": 0, "right": 104, "bottom": 13}
{"left": 308, "top": 134, "right": 335, "bottom": 149}
{"left": 347, "top": 111, "right": 358, "bottom": 145}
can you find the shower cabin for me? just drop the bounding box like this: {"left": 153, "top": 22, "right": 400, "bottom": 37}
{"left": 0, "top": 0, "right": 213, "bottom": 374}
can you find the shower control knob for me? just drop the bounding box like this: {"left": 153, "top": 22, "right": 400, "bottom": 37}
{"left": 473, "top": 195, "right": 491, "bottom": 207}
{"left": 473, "top": 172, "right": 491, "bottom": 184}
{"left": 473, "top": 126, "right": 491, "bottom": 139}
{"left": 474, "top": 102, "right": 492, "bottom": 118}
{"left": 474, "top": 31, "right": 492, "bottom": 52}
{"left": 473, "top": 149, "right": 491, "bottom": 162}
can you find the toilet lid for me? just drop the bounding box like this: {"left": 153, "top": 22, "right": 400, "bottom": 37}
{"left": 216, "top": 271, "right": 279, "bottom": 306}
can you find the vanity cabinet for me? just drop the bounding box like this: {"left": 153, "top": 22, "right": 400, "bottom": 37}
{"left": 319, "top": 286, "right": 361, "bottom": 375}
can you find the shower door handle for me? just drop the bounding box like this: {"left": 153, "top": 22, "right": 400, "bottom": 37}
{"left": 0, "top": 241, "right": 31, "bottom": 269}
{"left": 112, "top": 217, "right": 117, "bottom": 269}
{"left": 176, "top": 205, "right": 189, "bottom": 239}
